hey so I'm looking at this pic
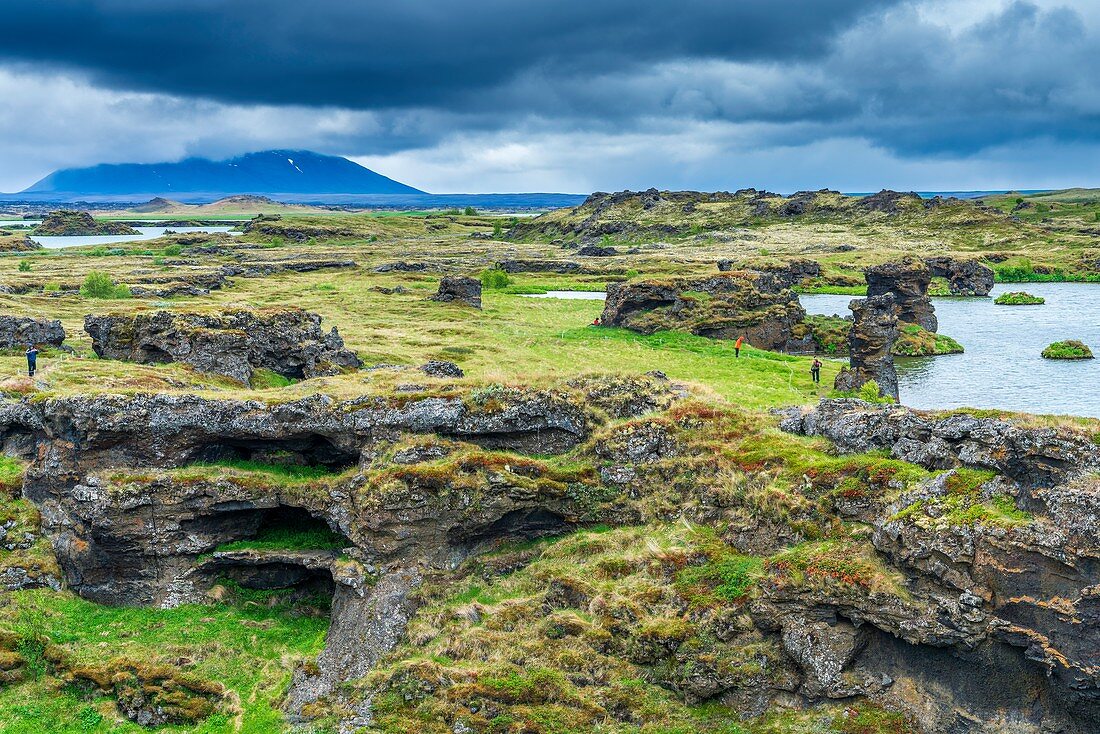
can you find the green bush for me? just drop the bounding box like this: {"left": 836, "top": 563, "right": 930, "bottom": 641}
{"left": 492, "top": 220, "right": 503, "bottom": 238}
{"left": 17, "top": 260, "right": 31, "bottom": 272}
{"left": 79, "top": 271, "right": 131, "bottom": 299}
{"left": 162, "top": 244, "right": 182, "bottom": 256}
{"left": 464, "top": 206, "right": 477, "bottom": 216}
{"left": 480, "top": 268, "right": 512, "bottom": 290}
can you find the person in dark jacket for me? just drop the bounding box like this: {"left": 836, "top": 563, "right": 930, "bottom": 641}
{"left": 25, "top": 345, "right": 38, "bottom": 377}
{"left": 811, "top": 358, "right": 822, "bottom": 384}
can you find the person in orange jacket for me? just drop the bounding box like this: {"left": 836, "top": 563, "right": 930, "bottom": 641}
{"left": 734, "top": 336, "right": 744, "bottom": 358}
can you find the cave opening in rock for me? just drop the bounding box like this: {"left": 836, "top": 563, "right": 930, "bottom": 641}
{"left": 199, "top": 505, "right": 352, "bottom": 554}
{"left": 449, "top": 507, "right": 572, "bottom": 546}
{"left": 196, "top": 506, "right": 351, "bottom": 606}
{"left": 136, "top": 343, "right": 175, "bottom": 364}
{"left": 186, "top": 434, "right": 359, "bottom": 472}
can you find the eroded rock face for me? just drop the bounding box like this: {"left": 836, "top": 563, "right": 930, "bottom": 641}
{"left": 865, "top": 257, "right": 937, "bottom": 331}
{"left": 833, "top": 294, "right": 899, "bottom": 400}
{"left": 925, "top": 256, "right": 995, "bottom": 296}
{"left": 0, "top": 316, "right": 65, "bottom": 349}
{"left": 430, "top": 275, "right": 482, "bottom": 308}
{"left": 601, "top": 271, "right": 811, "bottom": 352}
{"left": 779, "top": 398, "right": 1100, "bottom": 731}
{"left": 84, "top": 308, "right": 360, "bottom": 384}
{"left": 716, "top": 259, "right": 821, "bottom": 288}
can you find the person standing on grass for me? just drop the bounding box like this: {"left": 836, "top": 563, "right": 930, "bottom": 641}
{"left": 734, "top": 335, "right": 744, "bottom": 358}
{"left": 25, "top": 345, "right": 38, "bottom": 377}
{"left": 811, "top": 357, "right": 822, "bottom": 385}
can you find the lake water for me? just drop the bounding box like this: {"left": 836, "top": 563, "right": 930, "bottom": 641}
{"left": 801, "top": 283, "right": 1100, "bottom": 417}
{"left": 520, "top": 290, "right": 606, "bottom": 300}
{"left": 29, "top": 226, "right": 236, "bottom": 249}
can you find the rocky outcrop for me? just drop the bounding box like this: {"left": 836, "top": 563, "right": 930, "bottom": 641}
{"left": 778, "top": 398, "right": 1100, "bottom": 732}
{"left": 925, "top": 256, "right": 995, "bottom": 296}
{"left": 84, "top": 308, "right": 361, "bottom": 384}
{"left": 576, "top": 245, "right": 618, "bottom": 257}
{"left": 430, "top": 276, "right": 482, "bottom": 308}
{"left": 34, "top": 210, "right": 138, "bottom": 236}
{"left": 2, "top": 375, "right": 679, "bottom": 716}
{"left": 716, "top": 259, "right": 821, "bottom": 288}
{"left": 497, "top": 259, "right": 583, "bottom": 274}
{"left": 855, "top": 190, "right": 924, "bottom": 214}
{"left": 0, "top": 316, "right": 65, "bottom": 349}
{"left": 865, "top": 257, "right": 937, "bottom": 331}
{"left": 601, "top": 272, "right": 811, "bottom": 352}
{"left": 833, "top": 295, "right": 899, "bottom": 400}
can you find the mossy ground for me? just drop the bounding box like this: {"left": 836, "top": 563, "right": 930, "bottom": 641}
{"left": 0, "top": 203, "right": 1089, "bottom": 732}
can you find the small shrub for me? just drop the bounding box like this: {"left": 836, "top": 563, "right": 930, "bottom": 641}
{"left": 80, "top": 271, "right": 119, "bottom": 298}
{"left": 1041, "top": 340, "right": 1093, "bottom": 360}
{"left": 43, "top": 283, "right": 60, "bottom": 293}
{"left": 857, "top": 380, "right": 895, "bottom": 404}
{"left": 17, "top": 260, "right": 31, "bottom": 272}
{"left": 463, "top": 206, "right": 477, "bottom": 216}
{"left": 162, "top": 244, "right": 182, "bottom": 256}
{"left": 492, "top": 220, "right": 503, "bottom": 238}
{"left": 480, "top": 268, "right": 512, "bottom": 290}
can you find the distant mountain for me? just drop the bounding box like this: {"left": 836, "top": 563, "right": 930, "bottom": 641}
{"left": 19, "top": 150, "right": 426, "bottom": 198}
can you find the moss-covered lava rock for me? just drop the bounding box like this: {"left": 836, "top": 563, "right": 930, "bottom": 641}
{"left": 1041, "top": 340, "right": 1093, "bottom": 359}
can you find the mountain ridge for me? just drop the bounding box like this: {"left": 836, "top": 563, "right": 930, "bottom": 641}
{"left": 20, "top": 149, "right": 426, "bottom": 197}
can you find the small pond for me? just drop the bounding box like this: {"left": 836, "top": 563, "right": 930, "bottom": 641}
{"left": 520, "top": 290, "right": 606, "bottom": 300}
{"left": 29, "top": 226, "right": 237, "bottom": 249}
{"left": 801, "top": 283, "right": 1100, "bottom": 417}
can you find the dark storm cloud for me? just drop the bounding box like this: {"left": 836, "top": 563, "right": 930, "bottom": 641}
{"left": 0, "top": 0, "right": 896, "bottom": 108}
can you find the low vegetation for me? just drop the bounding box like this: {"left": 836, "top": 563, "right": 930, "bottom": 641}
{"left": 994, "top": 291, "right": 1045, "bottom": 305}
{"left": 1041, "top": 339, "right": 1094, "bottom": 360}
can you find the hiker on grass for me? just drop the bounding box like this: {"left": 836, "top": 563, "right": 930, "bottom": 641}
{"left": 25, "top": 345, "right": 38, "bottom": 377}
{"left": 811, "top": 358, "right": 822, "bottom": 385}
{"left": 734, "top": 335, "right": 744, "bottom": 358}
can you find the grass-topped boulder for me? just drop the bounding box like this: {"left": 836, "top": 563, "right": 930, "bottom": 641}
{"left": 600, "top": 271, "right": 811, "bottom": 352}
{"left": 1041, "top": 340, "right": 1094, "bottom": 359}
{"left": 995, "top": 291, "right": 1045, "bottom": 305}
{"left": 892, "top": 323, "right": 964, "bottom": 356}
{"left": 34, "top": 210, "right": 138, "bottom": 236}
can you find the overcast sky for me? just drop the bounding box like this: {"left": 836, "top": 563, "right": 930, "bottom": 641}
{"left": 2, "top": 0, "right": 1100, "bottom": 193}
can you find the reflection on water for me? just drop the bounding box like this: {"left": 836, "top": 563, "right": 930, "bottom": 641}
{"left": 801, "top": 283, "right": 1100, "bottom": 417}
{"left": 520, "top": 290, "right": 606, "bottom": 300}
{"left": 30, "top": 226, "right": 236, "bottom": 249}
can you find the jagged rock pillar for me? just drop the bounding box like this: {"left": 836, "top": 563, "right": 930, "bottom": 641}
{"left": 834, "top": 294, "right": 900, "bottom": 400}
{"left": 865, "top": 257, "right": 936, "bottom": 332}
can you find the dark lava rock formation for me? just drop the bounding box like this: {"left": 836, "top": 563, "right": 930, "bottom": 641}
{"left": 833, "top": 294, "right": 900, "bottom": 399}
{"left": 83, "top": 308, "right": 360, "bottom": 384}
{"left": 778, "top": 398, "right": 1100, "bottom": 733}
{"left": 0, "top": 316, "right": 65, "bottom": 349}
{"left": 1, "top": 375, "right": 1098, "bottom": 732}
{"left": 865, "top": 257, "right": 937, "bottom": 331}
{"left": 718, "top": 258, "right": 822, "bottom": 289}
{"left": 926, "top": 256, "right": 995, "bottom": 296}
{"left": 601, "top": 271, "right": 811, "bottom": 352}
{"left": 430, "top": 275, "right": 482, "bottom": 308}
{"left": 34, "top": 210, "right": 138, "bottom": 236}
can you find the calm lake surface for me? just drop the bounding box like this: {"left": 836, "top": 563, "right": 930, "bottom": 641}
{"left": 802, "top": 283, "right": 1100, "bottom": 417}
{"left": 29, "top": 226, "right": 236, "bottom": 249}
